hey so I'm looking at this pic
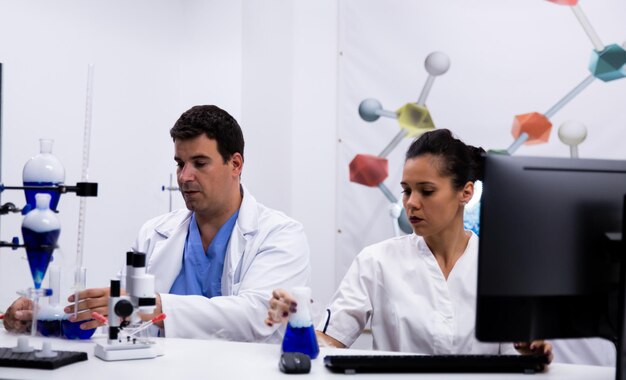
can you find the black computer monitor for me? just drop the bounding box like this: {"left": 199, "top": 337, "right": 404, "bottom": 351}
{"left": 476, "top": 154, "right": 626, "bottom": 377}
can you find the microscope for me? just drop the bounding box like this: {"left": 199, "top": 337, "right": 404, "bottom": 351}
{"left": 93, "top": 251, "right": 165, "bottom": 361}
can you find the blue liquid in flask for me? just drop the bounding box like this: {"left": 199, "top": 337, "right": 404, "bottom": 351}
{"left": 37, "top": 306, "right": 64, "bottom": 337}
{"left": 23, "top": 181, "right": 62, "bottom": 212}
{"left": 61, "top": 319, "right": 97, "bottom": 340}
{"left": 38, "top": 318, "right": 63, "bottom": 337}
{"left": 21, "top": 227, "right": 60, "bottom": 289}
{"left": 282, "top": 323, "right": 319, "bottom": 359}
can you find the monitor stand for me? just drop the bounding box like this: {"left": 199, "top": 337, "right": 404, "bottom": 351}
{"left": 615, "top": 195, "right": 626, "bottom": 380}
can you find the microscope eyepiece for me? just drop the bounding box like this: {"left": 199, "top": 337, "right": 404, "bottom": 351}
{"left": 110, "top": 280, "right": 121, "bottom": 298}
{"left": 132, "top": 253, "right": 146, "bottom": 268}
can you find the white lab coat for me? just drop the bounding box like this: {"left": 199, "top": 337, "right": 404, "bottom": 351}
{"left": 319, "top": 232, "right": 516, "bottom": 354}
{"left": 132, "top": 185, "right": 310, "bottom": 342}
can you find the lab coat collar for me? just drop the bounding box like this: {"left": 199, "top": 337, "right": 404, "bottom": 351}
{"left": 226, "top": 184, "right": 259, "bottom": 285}
{"left": 235, "top": 184, "right": 260, "bottom": 237}
{"left": 154, "top": 210, "right": 192, "bottom": 239}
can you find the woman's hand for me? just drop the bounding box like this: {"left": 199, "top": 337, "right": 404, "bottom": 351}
{"left": 515, "top": 340, "right": 553, "bottom": 368}
{"left": 265, "top": 289, "right": 347, "bottom": 349}
{"left": 265, "top": 289, "right": 297, "bottom": 327}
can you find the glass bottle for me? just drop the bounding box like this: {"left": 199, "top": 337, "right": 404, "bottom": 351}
{"left": 22, "top": 138, "right": 65, "bottom": 212}
{"left": 21, "top": 193, "right": 61, "bottom": 289}
{"left": 61, "top": 265, "right": 96, "bottom": 339}
{"left": 281, "top": 287, "right": 320, "bottom": 359}
{"left": 37, "top": 264, "right": 64, "bottom": 337}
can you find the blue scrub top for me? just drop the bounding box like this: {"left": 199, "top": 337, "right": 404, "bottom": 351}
{"left": 169, "top": 210, "right": 239, "bottom": 298}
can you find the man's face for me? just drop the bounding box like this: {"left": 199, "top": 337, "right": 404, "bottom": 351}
{"left": 174, "top": 134, "right": 242, "bottom": 217}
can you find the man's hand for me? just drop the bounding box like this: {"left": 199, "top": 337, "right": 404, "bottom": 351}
{"left": 137, "top": 293, "right": 164, "bottom": 328}
{"left": 3, "top": 297, "right": 33, "bottom": 333}
{"left": 65, "top": 287, "right": 116, "bottom": 330}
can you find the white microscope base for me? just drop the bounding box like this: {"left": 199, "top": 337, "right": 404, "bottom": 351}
{"left": 94, "top": 342, "right": 160, "bottom": 361}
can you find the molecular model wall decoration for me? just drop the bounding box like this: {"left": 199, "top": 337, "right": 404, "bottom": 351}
{"left": 351, "top": 0, "right": 626, "bottom": 236}
{"left": 354, "top": 51, "right": 450, "bottom": 236}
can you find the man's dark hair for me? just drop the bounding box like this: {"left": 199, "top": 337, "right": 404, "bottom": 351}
{"left": 170, "top": 105, "right": 245, "bottom": 163}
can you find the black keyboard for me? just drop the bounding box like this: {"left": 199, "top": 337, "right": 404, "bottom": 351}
{"left": 324, "top": 354, "right": 549, "bottom": 374}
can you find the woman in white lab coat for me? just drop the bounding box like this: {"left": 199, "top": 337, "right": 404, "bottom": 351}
{"left": 266, "top": 129, "right": 552, "bottom": 360}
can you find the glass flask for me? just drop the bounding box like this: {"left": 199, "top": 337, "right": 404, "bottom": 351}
{"left": 61, "top": 265, "right": 96, "bottom": 339}
{"left": 35, "top": 262, "right": 97, "bottom": 339}
{"left": 37, "top": 264, "right": 63, "bottom": 337}
{"left": 61, "top": 318, "right": 97, "bottom": 339}
{"left": 281, "top": 286, "right": 320, "bottom": 359}
{"left": 21, "top": 193, "right": 60, "bottom": 289}
{"left": 22, "top": 138, "right": 65, "bottom": 212}
{"left": 37, "top": 306, "right": 64, "bottom": 337}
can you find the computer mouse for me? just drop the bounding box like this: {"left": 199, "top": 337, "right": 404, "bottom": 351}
{"left": 279, "top": 352, "right": 311, "bottom": 374}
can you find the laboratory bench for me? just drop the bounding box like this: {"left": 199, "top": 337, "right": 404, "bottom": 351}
{"left": 0, "top": 328, "right": 615, "bottom": 379}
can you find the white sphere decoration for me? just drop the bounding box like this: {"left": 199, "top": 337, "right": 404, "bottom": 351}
{"left": 558, "top": 120, "right": 588, "bottom": 146}
{"left": 424, "top": 51, "right": 450, "bottom": 76}
{"left": 358, "top": 98, "right": 383, "bottom": 122}
{"left": 388, "top": 203, "right": 402, "bottom": 219}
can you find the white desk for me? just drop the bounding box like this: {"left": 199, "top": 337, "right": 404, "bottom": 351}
{"left": 0, "top": 330, "right": 615, "bottom": 380}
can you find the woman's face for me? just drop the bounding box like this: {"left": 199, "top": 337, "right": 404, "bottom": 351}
{"left": 401, "top": 154, "right": 471, "bottom": 237}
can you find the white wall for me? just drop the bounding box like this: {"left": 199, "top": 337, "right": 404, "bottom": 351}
{"left": 241, "top": 1, "right": 294, "bottom": 212}
{"left": 179, "top": 1, "right": 243, "bottom": 123}
{"left": 239, "top": 0, "right": 338, "bottom": 306}
{"left": 0, "top": 0, "right": 249, "bottom": 308}
{"left": 290, "top": 1, "right": 339, "bottom": 307}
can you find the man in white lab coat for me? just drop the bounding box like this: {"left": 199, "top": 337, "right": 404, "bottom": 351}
{"left": 4, "top": 105, "right": 310, "bottom": 343}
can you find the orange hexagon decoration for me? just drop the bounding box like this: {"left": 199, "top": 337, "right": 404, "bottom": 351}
{"left": 546, "top": 0, "right": 578, "bottom": 5}
{"left": 511, "top": 112, "right": 553, "bottom": 145}
{"left": 349, "top": 154, "right": 388, "bottom": 187}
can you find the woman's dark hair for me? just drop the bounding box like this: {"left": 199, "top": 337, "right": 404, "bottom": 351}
{"left": 405, "top": 128, "right": 485, "bottom": 190}
{"left": 170, "top": 105, "right": 244, "bottom": 163}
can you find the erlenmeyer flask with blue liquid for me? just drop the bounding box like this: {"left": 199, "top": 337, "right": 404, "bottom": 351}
{"left": 22, "top": 138, "right": 65, "bottom": 212}
{"left": 281, "top": 286, "right": 319, "bottom": 359}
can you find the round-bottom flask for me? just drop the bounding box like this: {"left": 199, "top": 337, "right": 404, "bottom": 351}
{"left": 36, "top": 305, "right": 64, "bottom": 337}
{"left": 22, "top": 139, "right": 65, "bottom": 212}
{"left": 61, "top": 318, "right": 97, "bottom": 340}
